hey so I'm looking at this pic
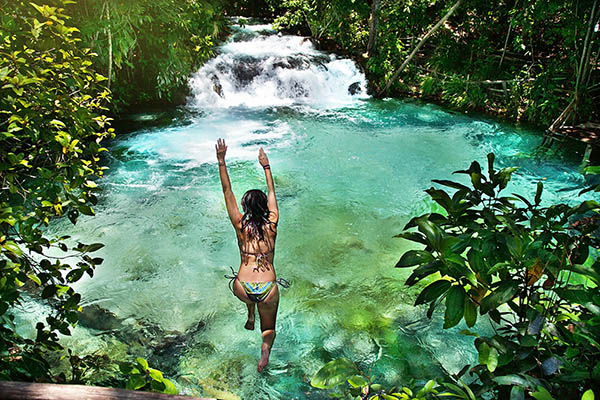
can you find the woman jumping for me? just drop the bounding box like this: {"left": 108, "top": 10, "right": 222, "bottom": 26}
{"left": 216, "top": 138, "right": 280, "bottom": 373}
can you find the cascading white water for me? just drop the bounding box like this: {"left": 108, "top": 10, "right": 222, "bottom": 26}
{"left": 188, "top": 24, "right": 369, "bottom": 109}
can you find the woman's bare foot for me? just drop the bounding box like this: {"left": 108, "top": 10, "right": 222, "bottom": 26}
{"left": 244, "top": 318, "right": 255, "bottom": 331}
{"left": 257, "top": 343, "right": 270, "bottom": 373}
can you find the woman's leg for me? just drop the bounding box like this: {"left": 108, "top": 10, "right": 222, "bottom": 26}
{"left": 245, "top": 302, "right": 255, "bottom": 330}
{"left": 233, "top": 279, "right": 256, "bottom": 330}
{"left": 256, "top": 285, "right": 279, "bottom": 372}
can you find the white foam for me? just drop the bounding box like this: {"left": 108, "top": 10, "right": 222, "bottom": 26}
{"left": 120, "top": 116, "right": 294, "bottom": 167}
{"left": 188, "top": 28, "right": 369, "bottom": 110}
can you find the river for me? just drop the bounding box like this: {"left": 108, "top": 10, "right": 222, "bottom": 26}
{"left": 17, "top": 21, "right": 592, "bottom": 399}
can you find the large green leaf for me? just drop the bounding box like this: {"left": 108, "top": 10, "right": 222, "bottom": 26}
{"left": 126, "top": 375, "right": 146, "bottom": 391}
{"left": 510, "top": 386, "right": 525, "bottom": 400}
{"left": 480, "top": 280, "right": 519, "bottom": 314}
{"left": 531, "top": 386, "right": 555, "bottom": 400}
{"left": 415, "top": 280, "right": 451, "bottom": 306}
{"left": 444, "top": 285, "right": 466, "bottom": 329}
{"left": 535, "top": 182, "right": 543, "bottom": 206}
{"left": 574, "top": 200, "right": 600, "bottom": 214}
{"left": 493, "top": 374, "right": 532, "bottom": 387}
{"left": 432, "top": 179, "right": 470, "bottom": 191}
{"left": 405, "top": 261, "right": 441, "bottom": 286}
{"left": 426, "top": 188, "right": 453, "bottom": 212}
{"left": 478, "top": 342, "right": 498, "bottom": 372}
{"left": 394, "top": 231, "right": 427, "bottom": 245}
{"left": 464, "top": 299, "right": 477, "bottom": 328}
{"left": 497, "top": 167, "right": 518, "bottom": 191}
{"left": 581, "top": 389, "right": 595, "bottom": 400}
{"left": 455, "top": 161, "right": 482, "bottom": 176}
{"left": 311, "top": 358, "right": 358, "bottom": 389}
{"left": 563, "top": 264, "right": 600, "bottom": 286}
{"left": 416, "top": 217, "right": 443, "bottom": 251}
{"left": 395, "top": 250, "right": 434, "bottom": 268}
{"left": 554, "top": 287, "right": 596, "bottom": 305}
{"left": 347, "top": 375, "right": 368, "bottom": 388}
{"left": 162, "top": 379, "right": 178, "bottom": 395}
{"left": 136, "top": 357, "right": 149, "bottom": 372}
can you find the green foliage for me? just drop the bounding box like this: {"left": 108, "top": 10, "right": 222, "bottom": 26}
{"left": 581, "top": 165, "right": 600, "bottom": 195}
{"left": 0, "top": 0, "right": 112, "bottom": 381}
{"left": 310, "top": 358, "right": 445, "bottom": 400}
{"left": 273, "top": 0, "right": 370, "bottom": 51}
{"left": 273, "top": 0, "right": 599, "bottom": 127}
{"left": 396, "top": 153, "right": 600, "bottom": 398}
{"left": 61, "top": 349, "right": 113, "bottom": 384}
{"left": 420, "top": 77, "right": 439, "bottom": 97}
{"left": 119, "top": 357, "right": 178, "bottom": 395}
{"left": 67, "top": 0, "right": 226, "bottom": 110}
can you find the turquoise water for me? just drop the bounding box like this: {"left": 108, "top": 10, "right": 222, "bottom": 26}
{"left": 19, "top": 24, "right": 594, "bottom": 399}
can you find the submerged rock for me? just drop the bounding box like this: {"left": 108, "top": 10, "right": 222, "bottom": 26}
{"left": 348, "top": 81, "right": 362, "bottom": 95}
{"left": 79, "top": 304, "right": 121, "bottom": 331}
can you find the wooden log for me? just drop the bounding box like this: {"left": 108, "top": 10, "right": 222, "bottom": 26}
{"left": 0, "top": 381, "right": 214, "bottom": 400}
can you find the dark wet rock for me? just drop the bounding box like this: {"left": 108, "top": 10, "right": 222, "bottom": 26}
{"left": 301, "top": 37, "right": 315, "bottom": 46}
{"left": 147, "top": 321, "right": 207, "bottom": 376}
{"left": 348, "top": 82, "right": 362, "bottom": 95}
{"left": 79, "top": 304, "right": 122, "bottom": 331}
{"left": 211, "top": 75, "right": 224, "bottom": 98}
{"left": 312, "top": 54, "right": 331, "bottom": 67}
{"left": 215, "top": 61, "right": 229, "bottom": 74}
{"left": 231, "top": 56, "right": 263, "bottom": 84}
{"left": 232, "top": 31, "right": 258, "bottom": 42}
{"left": 152, "top": 334, "right": 187, "bottom": 358}
{"left": 75, "top": 303, "right": 214, "bottom": 378}
{"left": 272, "top": 56, "right": 311, "bottom": 70}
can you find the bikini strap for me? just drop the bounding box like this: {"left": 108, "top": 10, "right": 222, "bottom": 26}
{"left": 276, "top": 277, "right": 290, "bottom": 289}
{"left": 240, "top": 248, "right": 274, "bottom": 257}
{"left": 224, "top": 266, "right": 290, "bottom": 291}
{"left": 224, "top": 266, "right": 238, "bottom": 294}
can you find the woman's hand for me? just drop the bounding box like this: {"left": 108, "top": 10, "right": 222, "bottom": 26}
{"left": 258, "top": 147, "right": 269, "bottom": 167}
{"left": 216, "top": 138, "right": 227, "bottom": 161}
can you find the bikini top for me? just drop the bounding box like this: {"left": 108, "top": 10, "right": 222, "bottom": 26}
{"left": 238, "top": 222, "right": 276, "bottom": 267}
{"left": 239, "top": 246, "right": 274, "bottom": 271}
{"left": 240, "top": 248, "right": 274, "bottom": 257}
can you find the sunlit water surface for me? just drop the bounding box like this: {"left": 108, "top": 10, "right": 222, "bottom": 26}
{"left": 17, "top": 22, "right": 594, "bottom": 399}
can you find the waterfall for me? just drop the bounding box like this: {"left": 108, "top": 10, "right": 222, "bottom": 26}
{"left": 188, "top": 22, "right": 369, "bottom": 109}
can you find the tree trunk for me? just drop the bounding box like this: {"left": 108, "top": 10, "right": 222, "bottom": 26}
{"left": 377, "top": 0, "right": 463, "bottom": 97}
{"left": 366, "top": 0, "right": 381, "bottom": 57}
{"left": 499, "top": 1, "right": 518, "bottom": 69}
{"left": 499, "top": 18, "right": 513, "bottom": 69}
{"left": 104, "top": 0, "right": 113, "bottom": 89}
{"left": 549, "top": 98, "right": 575, "bottom": 132}
{"left": 576, "top": 0, "right": 598, "bottom": 95}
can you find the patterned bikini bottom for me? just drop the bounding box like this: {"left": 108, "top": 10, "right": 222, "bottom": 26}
{"left": 225, "top": 267, "right": 290, "bottom": 303}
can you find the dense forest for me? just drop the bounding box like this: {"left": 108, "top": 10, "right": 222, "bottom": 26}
{"left": 1, "top": 0, "right": 599, "bottom": 399}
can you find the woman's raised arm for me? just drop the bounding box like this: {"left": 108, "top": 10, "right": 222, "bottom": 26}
{"left": 216, "top": 138, "right": 242, "bottom": 228}
{"left": 258, "top": 148, "right": 278, "bottom": 224}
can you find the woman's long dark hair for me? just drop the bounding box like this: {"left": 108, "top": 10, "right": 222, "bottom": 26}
{"left": 241, "top": 189, "right": 273, "bottom": 242}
